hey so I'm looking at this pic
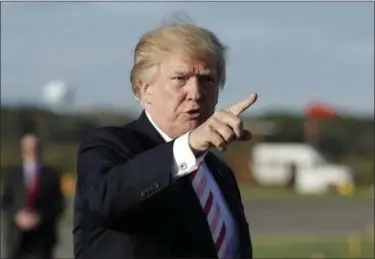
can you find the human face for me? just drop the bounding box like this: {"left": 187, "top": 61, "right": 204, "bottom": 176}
{"left": 21, "top": 134, "right": 41, "bottom": 162}
{"left": 140, "top": 54, "right": 220, "bottom": 139}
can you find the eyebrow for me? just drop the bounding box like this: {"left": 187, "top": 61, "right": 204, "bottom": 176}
{"left": 173, "top": 69, "right": 215, "bottom": 77}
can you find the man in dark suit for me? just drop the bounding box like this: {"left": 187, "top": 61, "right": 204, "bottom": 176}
{"left": 74, "top": 23, "right": 257, "bottom": 259}
{"left": 1, "top": 133, "right": 65, "bottom": 259}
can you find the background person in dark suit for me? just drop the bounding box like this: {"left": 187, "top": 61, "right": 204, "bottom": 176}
{"left": 74, "top": 22, "right": 257, "bottom": 259}
{"left": 1, "top": 133, "right": 65, "bottom": 259}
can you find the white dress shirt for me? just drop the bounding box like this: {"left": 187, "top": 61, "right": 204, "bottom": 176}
{"left": 146, "top": 112, "right": 239, "bottom": 258}
{"left": 23, "top": 161, "right": 38, "bottom": 187}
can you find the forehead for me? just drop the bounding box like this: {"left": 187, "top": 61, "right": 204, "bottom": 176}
{"left": 160, "top": 54, "right": 216, "bottom": 76}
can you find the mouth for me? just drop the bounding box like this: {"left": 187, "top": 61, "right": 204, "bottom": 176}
{"left": 185, "top": 109, "right": 201, "bottom": 119}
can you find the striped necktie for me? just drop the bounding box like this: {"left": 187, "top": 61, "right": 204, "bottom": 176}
{"left": 191, "top": 163, "right": 230, "bottom": 258}
{"left": 26, "top": 170, "right": 39, "bottom": 210}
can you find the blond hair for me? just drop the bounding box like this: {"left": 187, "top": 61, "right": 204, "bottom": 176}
{"left": 130, "top": 23, "right": 227, "bottom": 98}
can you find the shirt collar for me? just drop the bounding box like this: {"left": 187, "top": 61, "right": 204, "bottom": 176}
{"left": 145, "top": 111, "right": 173, "bottom": 142}
{"left": 23, "top": 161, "right": 38, "bottom": 172}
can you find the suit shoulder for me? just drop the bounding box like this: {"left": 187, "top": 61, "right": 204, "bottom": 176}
{"left": 79, "top": 123, "right": 138, "bottom": 153}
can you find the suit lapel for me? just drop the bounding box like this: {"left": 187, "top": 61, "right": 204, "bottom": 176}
{"left": 205, "top": 155, "right": 253, "bottom": 257}
{"left": 131, "top": 111, "right": 222, "bottom": 257}
{"left": 173, "top": 176, "right": 218, "bottom": 257}
{"left": 16, "top": 167, "right": 27, "bottom": 206}
{"left": 204, "top": 152, "right": 245, "bottom": 227}
{"left": 132, "top": 111, "right": 167, "bottom": 146}
{"left": 175, "top": 152, "right": 245, "bottom": 257}
{"left": 33, "top": 165, "right": 46, "bottom": 203}
{"left": 177, "top": 152, "right": 246, "bottom": 257}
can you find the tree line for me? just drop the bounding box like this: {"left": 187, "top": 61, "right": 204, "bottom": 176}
{"left": 1, "top": 106, "right": 373, "bottom": 185}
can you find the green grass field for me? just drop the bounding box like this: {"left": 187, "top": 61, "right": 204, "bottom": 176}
{"left": 238, "top": 184, "right": 374, "bottom": 201}
{"left": 252, "top": 233, "right": 374, "bottom": 258}
{"left": 238, "top": 185, "right": 374, "bottom": 258}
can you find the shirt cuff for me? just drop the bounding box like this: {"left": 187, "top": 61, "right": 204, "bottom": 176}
{"left": 172, "top": 131, "right": 206, "bottom": 179}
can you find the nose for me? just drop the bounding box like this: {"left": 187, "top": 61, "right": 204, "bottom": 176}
{"left": 185, "top": 76, "right": 202, "bottom": 101}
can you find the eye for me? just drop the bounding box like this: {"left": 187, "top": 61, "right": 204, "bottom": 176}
{"left": 171, "top": 76, "right": 186, "bottom": 87}
{"left": 172, "top": 76, "right": 185, "bottom": 81}
{"left": 199, "top": 75, "right": 215, "bottom": 85}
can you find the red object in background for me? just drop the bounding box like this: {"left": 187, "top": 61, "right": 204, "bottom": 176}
{"left": 304, "top": 103, "right": 337, "bottom": 119}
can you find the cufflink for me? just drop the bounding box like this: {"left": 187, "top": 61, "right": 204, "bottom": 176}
{"left": 179, "top": 162, "right": 187, "bottom": 171}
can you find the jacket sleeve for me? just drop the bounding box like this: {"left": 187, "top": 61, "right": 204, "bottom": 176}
{"left": 76, "top": 128, "right": 177, "bottom": 220}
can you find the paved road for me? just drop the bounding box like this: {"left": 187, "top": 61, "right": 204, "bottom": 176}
{"left": 2, "top": 198, "right": 374, "bottom": 258}
{"left": 245, "top": 198, "right": 374, "bottom": 236}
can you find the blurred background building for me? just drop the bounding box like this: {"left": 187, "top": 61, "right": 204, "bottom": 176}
{"left": 1, "top": 1, "right": 374, "bottom": 258}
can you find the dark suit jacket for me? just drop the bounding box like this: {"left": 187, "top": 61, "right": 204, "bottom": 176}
{"left": 1, "top": 164, "right": 65, "bottom": 257}
{"left": 73, "top": 111, "right": 252, "bottom": 259}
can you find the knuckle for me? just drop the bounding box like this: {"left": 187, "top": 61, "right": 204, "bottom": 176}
{"left": 207, "top": 123, "right": 216, "bottom": 133}
{"left": 213, "top": 135, "right": 224, "bottom": 147}
{"left": 212, "top": 138, "right": 219, "bottom": 147}
{"left": 208, "top": 115, "right": 219, "bottom": 126}
{"left": 223, "top": 128, "right": 234, "bottom": 141}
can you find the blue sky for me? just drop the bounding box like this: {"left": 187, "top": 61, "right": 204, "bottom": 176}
{"left": 1, "top": 2, "right": 374, "bottom": 116}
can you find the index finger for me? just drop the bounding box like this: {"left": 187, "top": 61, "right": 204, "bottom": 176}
{"left": 226, "top": 93, "right": 258, "bottom": 116}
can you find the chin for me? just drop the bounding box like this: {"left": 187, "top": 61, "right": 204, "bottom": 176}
{"left": 189, "top": 119, "right": 201, "bottom": 128}
{"left": 178, "top": 114, "right": 207, "bottom": 132}
{"left": 186, "top": 119, "right": 204, "bottom": 131}
{"left": 179, "top": 119, "right": 200, "bottom": 133}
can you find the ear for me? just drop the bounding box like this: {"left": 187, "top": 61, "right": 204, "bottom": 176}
{"left": 139, "top": 80, "right": 153, "bottom": 104}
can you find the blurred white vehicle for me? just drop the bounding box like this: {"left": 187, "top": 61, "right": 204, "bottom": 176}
{"left": 251, "top": 143, "right": 354, "bottom": 194}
